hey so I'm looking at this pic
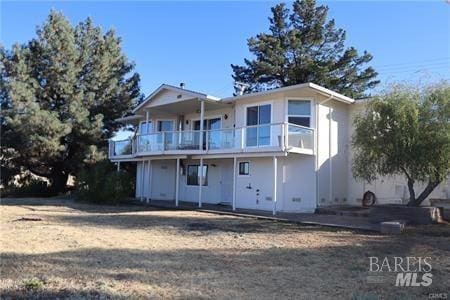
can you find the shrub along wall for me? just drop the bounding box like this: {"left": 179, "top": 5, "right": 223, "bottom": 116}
{"left": 76, "top": 160, "right": 135, "bottom": 204}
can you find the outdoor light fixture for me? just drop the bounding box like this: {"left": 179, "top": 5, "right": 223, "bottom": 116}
{"left": 224, "top": 114, "right": 228, "bottom": 120}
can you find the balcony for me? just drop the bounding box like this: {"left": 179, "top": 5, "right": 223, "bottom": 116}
{"left": 109, "top": 123, "right": 314, "bottom": 159}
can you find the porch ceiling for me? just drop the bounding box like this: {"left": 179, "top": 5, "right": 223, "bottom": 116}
{"left": 145, "top": 98, "right": 231, "bottom": 116}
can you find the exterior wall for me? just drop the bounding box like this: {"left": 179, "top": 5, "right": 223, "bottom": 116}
{"left": 184, "top": 107, "right": 235, "bottom": 130}
{"left": 233, "top": 89, "right": 318, "bottom": 128}
{"left": 144, "top": 89, "right": 196, "bottom": 109}
{"left": 235, "top": 157, "right": 276, "bottom": 211}
{"left": 138, "top": 108, "right": 234, "bottom": 135}
{"left": 150, "top": 160, "right": 176, "bottom": 200}
{"left": 136, "top": 160, "right": 176, "bottom": 200}
{"left": 315, "top": 98, "right": 350, "bottom": 206}
{"left": 179, "top": 158, "right": 232, "bottom": 204}
{"left": 135, "top": 154, "right": 315, "bottom": 213}
{"left": 278, "top": 155, "right": 316, "bottom": 212}
{"left": 235, "top": 156, "right": 315, "bottom": 212}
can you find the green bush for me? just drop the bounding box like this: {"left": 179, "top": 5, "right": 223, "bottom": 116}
{"left": 23, "top": 277, "right": 45, "bottom": 290}
{"left": 76, "top": 160, "right": 134, "bottom": 204}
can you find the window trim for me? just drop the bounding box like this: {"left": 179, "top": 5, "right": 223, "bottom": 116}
{"left": 186, "top": 164, "right": 208, "bottom": 186}
{"left": 243, "top": 101, "right": 273, "bottom": 147}
{"left": 155, "top": 119, "right": 175, "bottom": 132}
{"left": 190, "top": 115, "right": 223, "bottom": 131}
{"left": 285, "top": 98, "right": 313, "bottom": 128}
{"left": 238, "top": 161, "right": 250, "bottom": 176}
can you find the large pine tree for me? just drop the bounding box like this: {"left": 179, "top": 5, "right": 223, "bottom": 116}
{"left": 0, "top": 11, "right": 141, "bottom": 193}
{"left": 231, "top": 0, "right": 379, "bottom": 97}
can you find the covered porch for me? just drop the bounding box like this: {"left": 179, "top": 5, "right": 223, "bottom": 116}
{"left": 118, "top": 154, "right": 287, "bottom": 215}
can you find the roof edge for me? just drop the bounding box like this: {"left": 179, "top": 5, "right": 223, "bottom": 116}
{"left": 221, "top": 82, "right": 355, "bottom": 104}
{"left": 132, "top": 84, "right": 220, "bottom": 113}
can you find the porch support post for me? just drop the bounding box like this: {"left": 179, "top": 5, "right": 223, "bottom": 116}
{"left": 146, "top": 159, "right": 151, "bottom": 203}
{"left": 117, "top": 161, "right": 120, "bottom": 172}
{"left": 272, "top": 156, "right": 278, "bottom": 215}
{"left": 145, "top": 110, "right": 150, "bottom": 134}
{"left": 232, "top": 157, "right": 237, "bottom": 211}
{"left": 140, "top": 161, "right": 145, "bottom": 202}
{"left": 199, "top": 100, "right": 205, "bottom": 150}
{"left": 198, "top": 157, "right": 203, "bottom": 208}
{"left": 175, "top": 158, "right": 180, "bottom": 207}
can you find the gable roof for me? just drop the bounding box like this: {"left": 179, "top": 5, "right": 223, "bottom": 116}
{"left": 132, "top": 84, "right": 220, "bottom": 113}
{"left": 221, "top": 82, "right": 355, "bottom": 104}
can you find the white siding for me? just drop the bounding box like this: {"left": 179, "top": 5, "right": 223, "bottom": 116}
{"left": 179, "top": 158, "right": 229, "bottom": 204}
{"left": 145, "top": 89, "right": 196, "bottom": 108}
{"left": 279, "top": 155, "right": 316, "bottom": 212}
{"left": 150, "top": 160, "right": 176, "bottom": 200}
{"left": 234, "top": 155, "right": 315, "bottom": 212}
{"left": 184, "top": 107, "right": 234, "bottom": 130}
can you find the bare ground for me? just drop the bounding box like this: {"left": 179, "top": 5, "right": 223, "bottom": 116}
{"left": 0, "top": 198, "right": 449, "bottom": 299}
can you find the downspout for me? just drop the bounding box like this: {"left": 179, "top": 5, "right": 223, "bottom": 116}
{"left": 315, "top": 94, "right": 334, "bottom": 209}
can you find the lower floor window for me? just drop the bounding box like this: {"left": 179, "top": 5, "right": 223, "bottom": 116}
{"left": 239, "top": 162, "right": 250, "bottom": 175}
{"left": 187, "top": 165, "right": 208, "bottom": 186}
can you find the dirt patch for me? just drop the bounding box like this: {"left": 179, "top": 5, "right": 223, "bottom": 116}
{"left": 1, "top": 197, "right": 449, "bottom": 299}
{"left": 13, "top": 217, "right": 43, "bottom": 222}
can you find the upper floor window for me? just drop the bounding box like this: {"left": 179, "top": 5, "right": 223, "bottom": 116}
{"left": 288, "top": 100, "right": 311, "bottom": 127}
{"left": 157, "top": 120, "right": 174, "bottom": 132}
{"left": 246, "top": 104, "right": 271, "bottom": 146}
{"left": 140, "top": 121, "right": 151, "bottom": 134}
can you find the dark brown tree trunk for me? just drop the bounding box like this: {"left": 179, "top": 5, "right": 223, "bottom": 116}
{"left": 407, "top": 177, "right": 415, "bottom": 205}
{"left": 48, "top": 170, "right": 69, "bottom": 196}
{"left": 407, "top": 180, "right": 440, "bottom": 207}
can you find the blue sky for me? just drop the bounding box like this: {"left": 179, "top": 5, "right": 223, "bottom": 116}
{"left": 1, "top": 1, "right": 449, "bottom": 98}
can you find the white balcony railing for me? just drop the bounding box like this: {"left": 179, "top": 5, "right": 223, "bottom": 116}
{"left": 287, "top": 123, "right": 314, "bottom": 150}
{"left": 109, "top": 122, "right": 314, "bottom": 158}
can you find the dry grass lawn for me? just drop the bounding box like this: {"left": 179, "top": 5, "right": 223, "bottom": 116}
{"left": 0, "top": 198, "right": 449, "bottom": 299}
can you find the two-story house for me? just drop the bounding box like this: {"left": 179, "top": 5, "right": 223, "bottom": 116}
{"left": 109, "top": 82, "right": 449, "bottom": 214}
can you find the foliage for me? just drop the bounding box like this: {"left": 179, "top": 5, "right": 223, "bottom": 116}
{"left": 76, "top": 160, "right": 134, "bottom": 204}
{"left": 231, "top": 0, "right": 379, "bottom": 98}
{"left": 0, "top": 11, "right": 141, "bottom": 195}
{"left": 2, "top": 177, "right": 51, "bottom": 198}
{"left": 23, "top": 277, "right": 45, "bottom": 290}
{"left": 352, "top": 83, "right": 450, "bottom": 206}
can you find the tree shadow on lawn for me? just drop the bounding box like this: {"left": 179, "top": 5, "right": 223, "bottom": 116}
{"left": 0, "top": 197, "right": 162, "bottom": 214}
{"left": 50, "top": 212, "right": 347, "bottom": 235}
{"left": 2, "top": 196, "right": 379, "bottom": 235}
{"left": 1, "top": 238, "right": 448, "bottom": 299}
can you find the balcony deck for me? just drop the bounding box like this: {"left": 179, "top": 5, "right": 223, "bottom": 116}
{"left": 109, "top": 123, "right": 314, "bottom": 160}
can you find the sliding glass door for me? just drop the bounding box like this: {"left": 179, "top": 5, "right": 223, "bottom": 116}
{"left": 193, "top": 117, "right": 221, "bottom": 149}
{"left": 246, "top": 104, "right": 271, "bottom": 146}
{"left": 156, "top": 120, "right": 174, "bottom": 146}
